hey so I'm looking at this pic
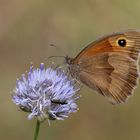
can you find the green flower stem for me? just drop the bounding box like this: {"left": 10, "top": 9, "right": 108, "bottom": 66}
{"left": 34, "top": 120, "right": 41, "bottom": 140}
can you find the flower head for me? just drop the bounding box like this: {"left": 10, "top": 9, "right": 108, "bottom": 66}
{"left": 12, "top": 63, "right": 80, "bottom": 122}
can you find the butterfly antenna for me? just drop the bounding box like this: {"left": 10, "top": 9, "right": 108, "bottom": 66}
{"left": 50, "top": 44, "right": 68, "bottom": 56}
{"left": 47, "top": 55, "right": 66, "bottom": 63}
{"left": 47, "top": 44, "right": 69, "bottom": 67}
{"left": 46, "top": 55, "right": 66, "bottom": 67}
{"left": 47, "top": 55, "right": 66, "bottom": 59}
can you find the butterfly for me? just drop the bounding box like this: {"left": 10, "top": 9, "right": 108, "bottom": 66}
{"left": 65, "top": 30, "right": 140, "bottom": 104}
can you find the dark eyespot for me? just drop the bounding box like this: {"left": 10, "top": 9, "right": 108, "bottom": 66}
{"left": 118, "top": 39, "right": 127, "bottom": 47}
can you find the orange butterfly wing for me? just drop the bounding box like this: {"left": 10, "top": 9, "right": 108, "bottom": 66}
{"left": 69, "top": 31, "right": 140, "bottom": 104}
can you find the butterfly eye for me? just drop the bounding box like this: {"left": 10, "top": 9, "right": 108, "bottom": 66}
{"left": 118, "top": 39, "right": 127, "bottom": 47}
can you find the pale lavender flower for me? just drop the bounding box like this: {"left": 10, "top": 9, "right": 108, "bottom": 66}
{"left": 12, "top": 63, "right": 80, "bottom": 122}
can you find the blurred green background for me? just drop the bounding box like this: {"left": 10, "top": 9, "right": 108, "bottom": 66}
{"left": 1, "top": 0, "right": 140, "bottom": 140}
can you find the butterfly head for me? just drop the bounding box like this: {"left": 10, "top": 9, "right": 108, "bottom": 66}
{"left": 65, "top": 56, "right": 74, "bottom": 65}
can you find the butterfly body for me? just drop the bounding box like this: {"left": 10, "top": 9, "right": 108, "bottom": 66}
{"left": 66, "top": 31, "right": 140, "bottom": 104}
